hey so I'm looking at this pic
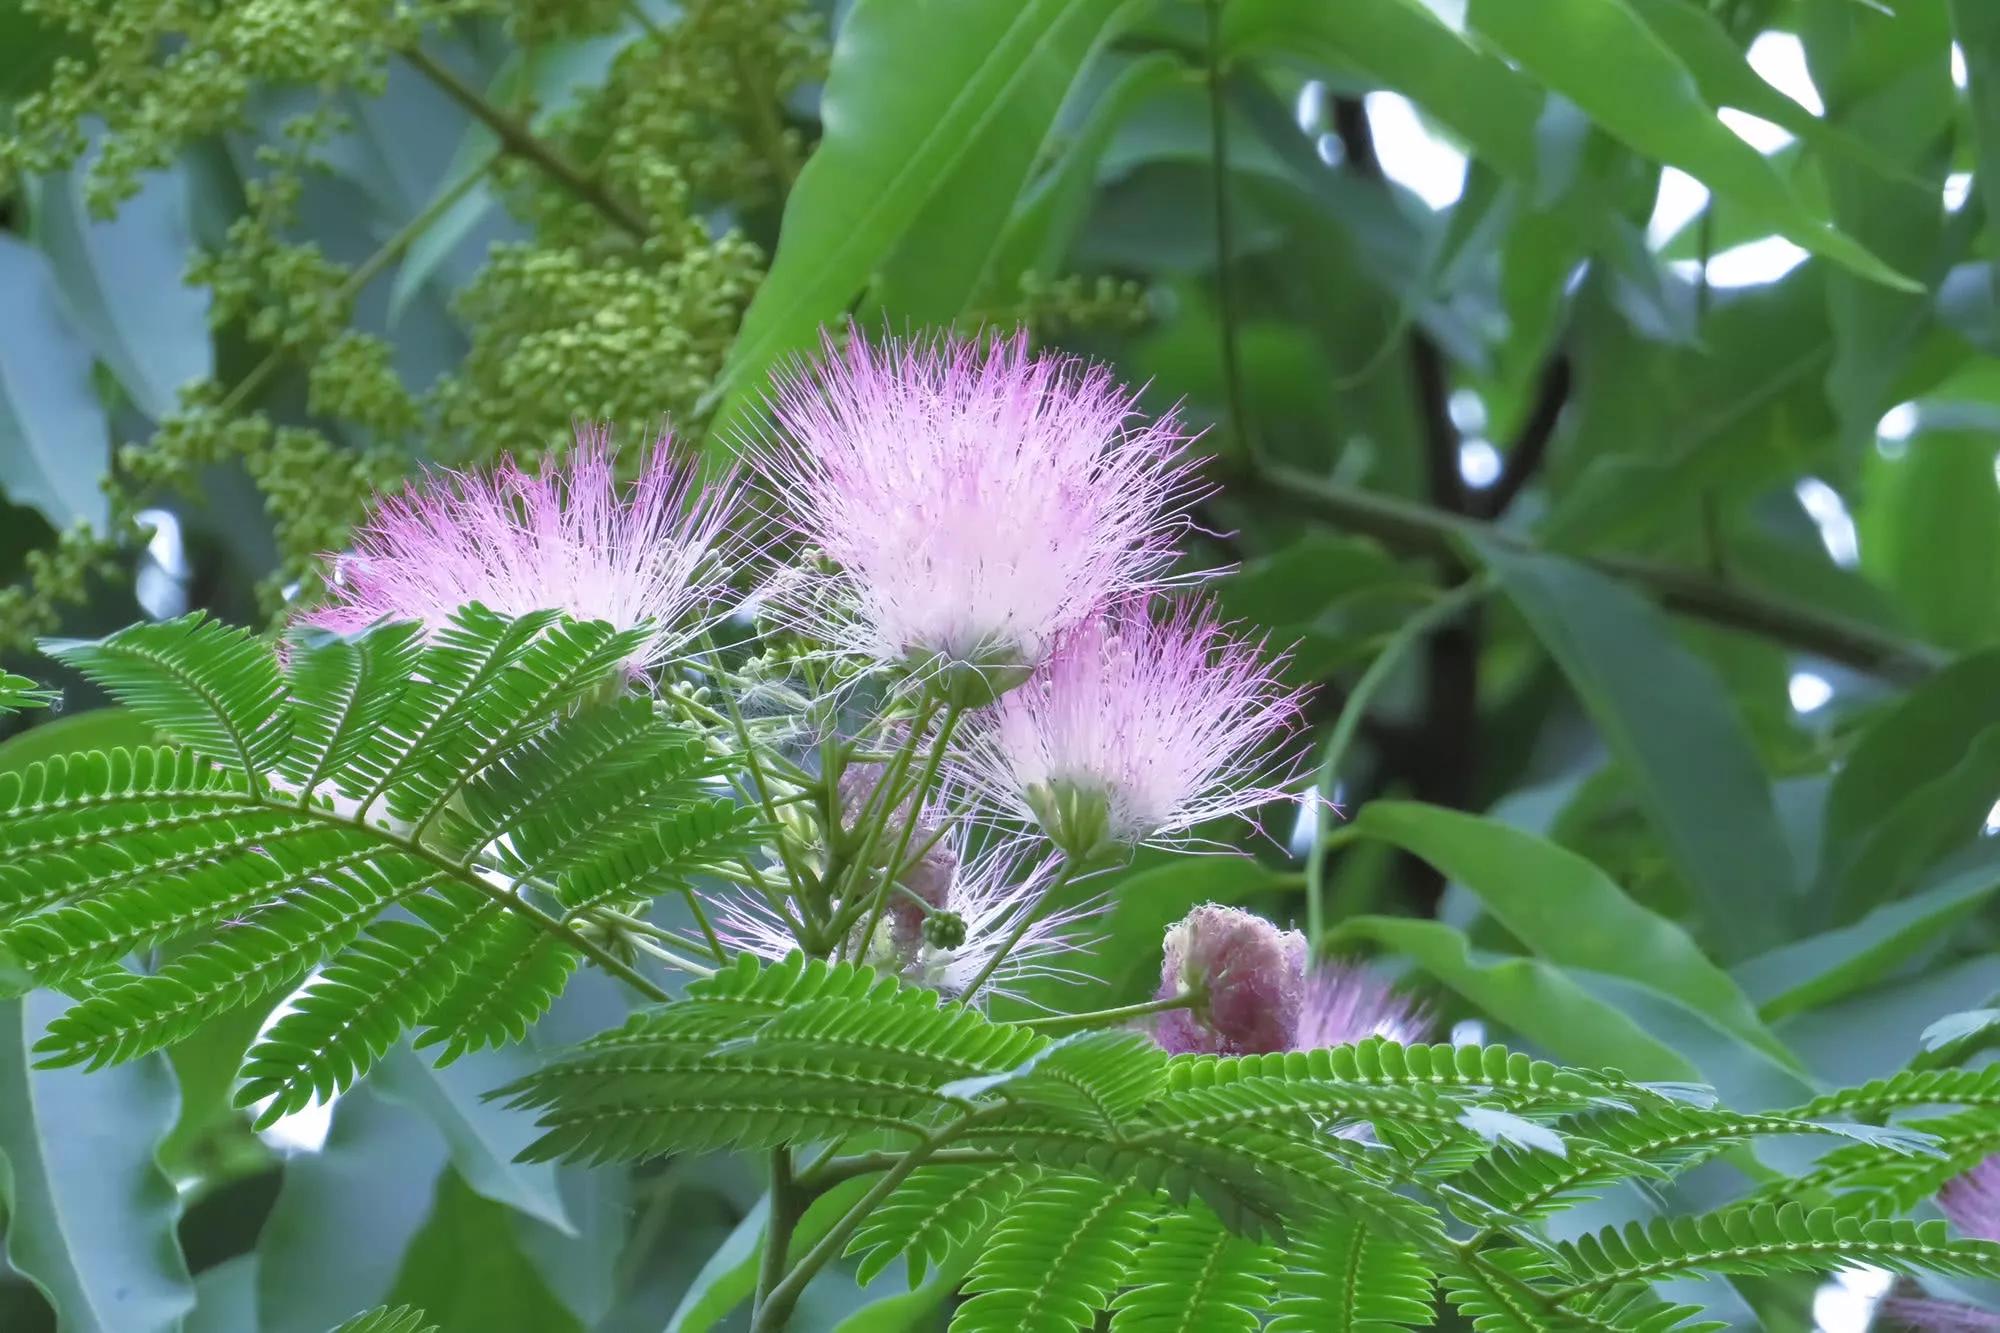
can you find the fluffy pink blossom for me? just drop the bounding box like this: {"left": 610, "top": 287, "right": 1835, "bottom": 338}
{"left": 749, "top": 329, "right": 1202, "bottom": 686}
{"left": 714, "top": 840, "right": 1094, "bottom": 1005}
{"left": 1150, "top": 902, "right": 1429, "bottom": 1057}
{"left": 1877, "top": 1297, "right": 2000, "bottom": 1332}
{"left": 1295, "top": 961, "right": 1433, "bottom": 1050}
{"left": 305, "top": 426, "right": 738, "bottom": 674}
{"left": 1941, "top": 1157, "right": 2000, "bottom": 1240}
{"left": 1154, "top": 904, "right": 1307, "bottom": 1056}
{"left": 954, "top": 599, "right": 1307, "bottom": 857}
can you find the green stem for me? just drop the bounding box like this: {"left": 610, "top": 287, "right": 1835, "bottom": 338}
{"left": 751, "top": 1112, "right": 996, "bottom": 1330}
{"left": 629, "top": 933, "right": 717, "bottom": 979}
{"left": 401, "top": 46, "right": 648, "bottom": 238}
{"left": 1306, "top": 577, "right": 1492, "bottom": 947}
{"left": 849, "top": 704, "right": 964, "bottom": 956}
{"left": 958, "top": 857, "right": 1079, "bottom": 1004}
{"left": 753, "top": 1148, "right": 801, "bottom": 1321}
{"left": 831, "top": 698, "right": 942, "bottom": 953}
{"left": 1017, "top": 990, "right": 1200, "bottom": 1036}
{"left": 1253, "top": 463, "right": 1945, "bottom": 681}
{"left": 702, "top": 635, "right": 817, "bottom": 902}
{"left": 801, "top": 1146, "right": 1013, "bottom": 1193}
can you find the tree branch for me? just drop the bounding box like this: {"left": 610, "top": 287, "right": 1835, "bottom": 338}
{"left": 1254, "top": 463, "right": 1946, "bottom": 680}
{"left": 401, "top": 47, "right": 648, "bottom": 239}
{"left": 1476, "top": 351, "right": 1572, "bottom": 520}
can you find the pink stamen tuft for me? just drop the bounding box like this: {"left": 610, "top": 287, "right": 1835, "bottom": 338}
{"left": 746, "top": 328, "right": 1206, "bottom": 673}
{"left": 303, "top": 425, "right": 742, "bottom": 674}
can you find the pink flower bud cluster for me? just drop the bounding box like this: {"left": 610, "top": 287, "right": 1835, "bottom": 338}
{"left": 1153, "top": 903, "right": 1430, "bottom": 1057}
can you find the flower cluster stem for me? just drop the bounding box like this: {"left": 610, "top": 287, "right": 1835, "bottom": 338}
{"left": 1017, "top": 990, "right": 1200, "bottom": 1036}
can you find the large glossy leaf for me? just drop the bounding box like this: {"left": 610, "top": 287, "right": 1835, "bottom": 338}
{"left": 371, "top": 1043, "right": 573, "bottom": 1235}
{"left": 0, "top": 991, "right": 193, "bottom": 1333}
{"left": 255, "top": 1087, "right": 448, "bottom": 1333}
{"left": 1328, "top": 915, "right": 1699, "bottom": 1081}
{"left": 1351, "top": 801, "right": 1802, "bottom": 1073}
{"left": 26, "top": 143, "right": 212, "bottom": 420}
{"left": 1857, "top": 427, "right": 2000, "bottom": 652}
{"left": 381, "top": 1171, "right": 583, "bottom": 1333}
{"left": 702, "top": 0, "right": 1134, "bottom": 449}
{"left": 1472, "top": 540, "right": 1799, "bottom": 958}
{"left": 1738, "top": 847, "right": 2000, "bottom": 1021}
{"left": 665, "top": 1175, "right": 875, "bottom": 1333}
{"left": 1223, "top": 0, "right": 1540, "bottom": 182}
{"left": 1463, "top": 0, "right": 1918, "bottom": 291}
{"left": 0, "top": 236, "right": 110, "bottom": 531}
{"left": 979, "top": 50, "right": 1184, "bottom": 304}
{"left": 1957, "top": 0, "right": 2000, "bottom": 247}
{"left": 1821, "top": 649, "right": 2000, "bottom": 900}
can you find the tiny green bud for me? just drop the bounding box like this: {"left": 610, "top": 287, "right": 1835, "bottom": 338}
{"left": 923, "top": 910, "right": 968, "bottom": 951}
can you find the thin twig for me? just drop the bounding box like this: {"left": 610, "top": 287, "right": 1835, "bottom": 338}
{"left": 401, "top": 46, "right": 648, "bottom": 238}
{"left": 1203, "top": 0, "right": 1254, "bottom": 464}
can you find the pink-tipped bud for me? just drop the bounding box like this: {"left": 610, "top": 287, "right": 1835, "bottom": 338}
{"left": 1153, "top": 904, "right": 1307, "bottom": 1056}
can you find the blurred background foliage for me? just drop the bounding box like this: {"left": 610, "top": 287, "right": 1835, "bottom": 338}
{"left": 1, "top": 0, "right": 1999, "bottom": 1329}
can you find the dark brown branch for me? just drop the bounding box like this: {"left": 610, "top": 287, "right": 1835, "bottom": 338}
{"left": 1254, "top": 463, "right": 1947, "bottom": 681}
{"left": 1476, "top": 352, "right": 1573, "bottom": 520}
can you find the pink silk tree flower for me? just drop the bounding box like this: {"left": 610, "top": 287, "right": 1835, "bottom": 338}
{"left": 954, "top": 598, "right": 1307, "bottom": 861}
{"left": 1294, "top": 961, "right": 1434, "bottom": 1050}
{"left": 1154, "top": 904, "right": 1308, "bottom": 1057}
{"left": 304, "top": 426, "right": 739, "bottom": 674}
{"left": 1941, "top": 1157, "right": 2000, "bottom": 1240}
{"left": 1876, "top": 1296, "right": 2000, "bottom": 1331}
{"left": 714, "top": 839, "right": 1093, "bottom": 1005}
{"left": 748, "top": 329, "right": 1202, "bottom": 702}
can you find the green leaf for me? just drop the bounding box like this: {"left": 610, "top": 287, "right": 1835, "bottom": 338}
{"left": 381, "top": 1171, "right": 583, "bottom": 1333}
{"left": 1464, "top": 0, "right": 1919, "bottom": 291}
{"left": 370, "top": 1043, "right": 573, "bottom": 1235}
{"left": 1921, "top": 1008, "right": 2000, "bottom": 1054}
{"left": 1328, "top": 916, "right": 1700, "bottom": 1082}
{"left": 1820, "top": 648, "right": 2000, "bottom": 895}
{"left": 703, "top": 0, "right": 1135, "bottom": 449}
{"left": 0, "top": 706, "right": 156, "bottom": 772}
{"left": 1472, "top": 540, "right": 1799, "bottom": 958}
{"left": 1956, "top": 0, "right": 2000, "bottom": 246}
{"left": 954, "top": 1175, "right": 1152, "bottom": 1332}
{"left": 329, "top": 1306, "right": 440, "bottom": 1333}
{"left": 256, "top": 1086, "right": 448, "bottom": 1333}
{"left": 1352, "top": 801, "right": 1801, "bottom": 1075}
{"left": 1223, "top": 0, "right": 1540, "bottom": 182}
{"left": 25, "top": 139, "right": 213, "bottom": 419}
{"left": 1858, "top": 426, "right": 2000, "bottom": 651}
{"left": 1738, "top": 849, "right": 2000, "bottom": 1021}
{"left": 1111, "top": 1203, "right": 1280, "bottom": 1332}
{"left": 664, "top": 1175, "right": 877, "bottom": 1333}
{"left": 0, "top": 991, "right": 192, "bottom": 1333}
{"left": 0, "top": 235, "right": 110, "bottom": 532}
{"left": 42, "top": 615, "right": 290, "bottom": 776}
{"left": 1267, "top": 1216, "right": 1434, "bottom": 1332}
{"left": 980, "top": 51, "right": 1185, "bottom": 302}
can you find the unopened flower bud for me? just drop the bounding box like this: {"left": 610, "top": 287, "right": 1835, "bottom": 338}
{"left": 1153, "top": 904, "right": 1306, "bottom": 1056}
{"left": 923, "top": 910, "right": 968, "bottom": 951}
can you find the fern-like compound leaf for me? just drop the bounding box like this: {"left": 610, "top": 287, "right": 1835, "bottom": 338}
{"left": 1267, "top": 1216, "right": 1435, "bottom": 1331}
{"left": 846, "top": 1161, "right": 1036, "bottom": 1286}
{"left": 44, "top": 615, "right": 290, "bottom": 776}
{"left": 953, "top": 1175, "right": 1153, "bottom": 1332}
{"left": 1111, "top": 1203, "right": 1281, "bottom": 1332}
